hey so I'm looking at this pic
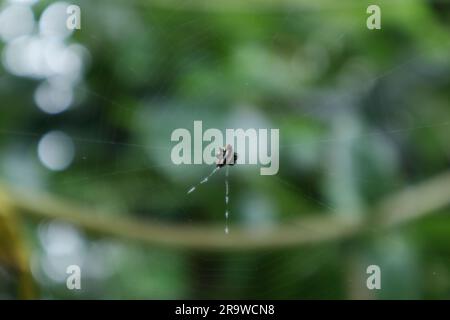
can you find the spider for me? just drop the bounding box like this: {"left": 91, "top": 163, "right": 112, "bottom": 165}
{"left": 215, "top": 144, "right": 238, "bottom": 168}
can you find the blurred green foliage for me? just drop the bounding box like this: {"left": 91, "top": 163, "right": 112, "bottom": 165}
{"left": 0, "top": 0, "right": 449, "bottom": 299}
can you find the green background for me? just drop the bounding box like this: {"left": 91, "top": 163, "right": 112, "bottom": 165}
{"left": 0, "top": 0, "right": 449, "bottom": 299}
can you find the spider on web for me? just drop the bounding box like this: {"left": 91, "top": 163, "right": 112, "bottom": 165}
{"left": 187, "top": 144, "right": 238, "bottom": 234}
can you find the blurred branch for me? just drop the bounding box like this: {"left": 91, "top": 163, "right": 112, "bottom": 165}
{"left": 1, "top": 170, "right": 449, "bottom": 252}
{"left": 0, "top": 191, "right": 37, "bottom": 299}
{"left": 376, "top": 171, "right": 450, "bottom": 227}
